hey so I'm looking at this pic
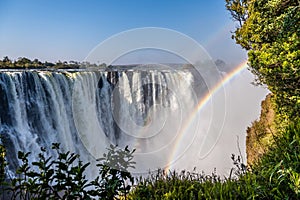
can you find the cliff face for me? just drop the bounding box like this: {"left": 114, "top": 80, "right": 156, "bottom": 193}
{"left": 246, "top": 94, "right": 276, "bottom": 166}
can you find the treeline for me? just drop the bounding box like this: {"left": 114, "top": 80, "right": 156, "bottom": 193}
{"left": 0, "top": 56, "right": 106, "bottom": 69}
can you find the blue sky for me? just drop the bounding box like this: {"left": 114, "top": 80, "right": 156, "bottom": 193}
{"left": 0, "top": 0, "right": 247, "bottom": 65}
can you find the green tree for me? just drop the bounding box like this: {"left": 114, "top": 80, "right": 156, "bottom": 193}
{"left": 2, "top": 56, "right": 10, "bottom": 63}
{"left": 0, "top": 56, "right": 13, "bottom": 68}
{"left": 15, "top": 57, "right": 33, "bottom": 68}
{"left": 226, "top": 0, "right": 300, "bottom": 118}
{"left": 32, "top": 59, "right": 43, "bottom": 68}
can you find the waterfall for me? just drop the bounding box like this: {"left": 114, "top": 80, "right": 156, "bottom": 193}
{"left": 0, "top": 67, "right": 206, "bottom": 176}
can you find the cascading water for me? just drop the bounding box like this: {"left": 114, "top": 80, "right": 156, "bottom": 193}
{"left": 0, "top": 66, "right": 209, "bottom": 178}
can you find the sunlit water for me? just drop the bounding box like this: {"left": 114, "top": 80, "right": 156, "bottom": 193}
{"left": 0, "top": 65, "right": 268, "bottom": 179}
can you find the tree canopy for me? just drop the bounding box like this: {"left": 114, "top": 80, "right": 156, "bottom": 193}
{"left": 226, "top": 0, "right": 300, "bottom": 118}
{"left": 0, "top": 57, "right": 106, "bottom": 70}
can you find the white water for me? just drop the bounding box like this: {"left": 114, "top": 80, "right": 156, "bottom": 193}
{"left": 0, "top": 67, "right": 268, "bottom": 178}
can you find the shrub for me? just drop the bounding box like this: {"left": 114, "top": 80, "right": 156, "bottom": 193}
{"left": 2, "top": 144, "right": 135, "bottom": 200}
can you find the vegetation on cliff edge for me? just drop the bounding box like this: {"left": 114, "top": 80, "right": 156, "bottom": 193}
{"left": 0, "top": 56, "right": 106, "bottom": 69}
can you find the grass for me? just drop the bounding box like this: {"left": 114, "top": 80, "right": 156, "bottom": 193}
{"left": 129, "top": 120, "right": 300, "bottom": 199}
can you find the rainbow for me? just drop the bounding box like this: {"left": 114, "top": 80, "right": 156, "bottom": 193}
{"left": 166, "top": 60, "right": 249, "bottom": 171}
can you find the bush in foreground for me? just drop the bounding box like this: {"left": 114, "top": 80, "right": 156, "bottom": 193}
{"left": 1, "top": 144, "right": 135, "bottom": 200}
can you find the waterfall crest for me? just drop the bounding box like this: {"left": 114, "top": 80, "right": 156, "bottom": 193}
{"left": 0, "top": 67, "right": 207, "bottom": 175}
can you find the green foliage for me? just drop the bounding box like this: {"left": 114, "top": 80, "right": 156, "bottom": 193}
{"left": 225, "top": 1, "right": 300, "bottom": 197}
{"left": 129, "top": 121, "right": 300, "bottom": 199}
{"left": 2, "top": 144, "right": 135, "bottom": 200}
{"left": 0, "top": 57, "right": 107, "bottom": 70}
{"left": 225, "top": 1, "right": 299, "bottom": 198}
{"left": 128, "top": 156, "right": 249, "bottom": 200}
{"left": 6, "top": 144, "right": 91, "bottom": 199}
{"left": 0, "top": 142, "right": 6, "bottom": 184}
{"left": 249, "top": 120, "right": 300, "bottom": 199}
{"left": 91, "top": 145, "right": 135, "bottom": 200}
{"left": 226, "top": 0, "right": 300, "bottom": 118}
{"left": 225, "top": 0, "right": 248, "bottom": 28}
